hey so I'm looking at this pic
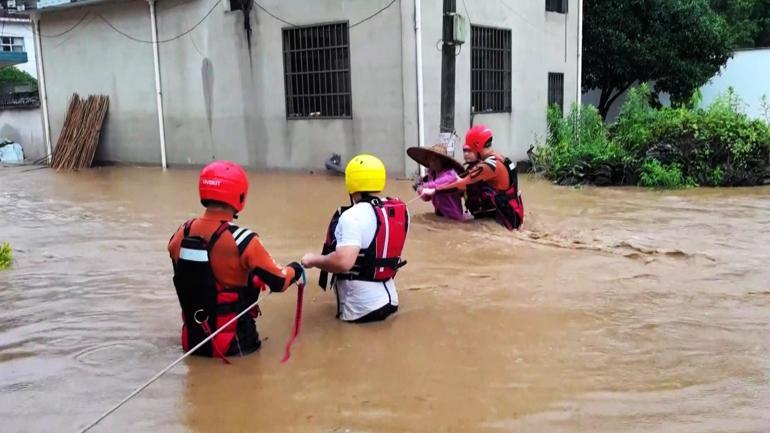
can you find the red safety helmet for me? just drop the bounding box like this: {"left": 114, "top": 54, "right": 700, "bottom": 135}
{"left": 198, "top": 160, "right": 249, "bottom": 212}
{"left": 464, "top": 124, "right": 494, "bottom": 154}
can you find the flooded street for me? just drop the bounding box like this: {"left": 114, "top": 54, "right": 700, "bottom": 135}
{"left": 1, "top": 165, "right": 769, "bottom": 433}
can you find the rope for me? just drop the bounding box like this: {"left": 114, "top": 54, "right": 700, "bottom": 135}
{"left": 76, "top": 291, "right": 272, "bottom": 433}
{"left": 281, "top": 268, "right": 307, "bottom": 363}
{"left": 405, "top": 196, "right": 422, "bottom": 206}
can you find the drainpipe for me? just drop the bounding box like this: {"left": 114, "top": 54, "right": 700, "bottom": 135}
{"left": 414, "top": 0, "right": 426, "bottom": 177}
{"left": 576, "top": 0, "right": 583, "bottom": 112}
{"left": 148, "top": 0, "right": 167, "bottom": 168}
{"left": 32, "top": 14, "right": 52, "bottom": 164}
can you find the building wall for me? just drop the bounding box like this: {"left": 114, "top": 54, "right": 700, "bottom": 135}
{"left": 412, "top": 0, "right": 580, "bottom": 169}
{"left": 38, "top": 0, "right": 580, "bottom": 175}
{"left": 699, "top": 48, "right": 770, "bottom": 120}
{"left": 0, "top": 106, "right": 44, "bottom": 160}
{"left": 38, "top": 1, "right": 160, "bottom": 164}
{"left": 1, "top": 18, "right": 43, "bottom": 161}
{"left": 0, "top": 19, "right": 37, "bottom": 78}
{"left": 157, "top": 0, "right": 406, "bottom": 173}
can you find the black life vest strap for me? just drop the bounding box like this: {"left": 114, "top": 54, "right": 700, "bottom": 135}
{"left": 371, "top": 257, "right": 406, "bottom": 269}
{"left": 318, "top": 242, "right": 335, "bottom": 290}
{"left": 182, "top": 219, "right": 248, "bottom": 313}
{"left": 208, "top": 222, "right": 230, "bottom": 251}
{"left": 503, "top": 156, "right": 519, "bottom": 192}
{"left": 182, "top": 219, "right": 230, "bottom": 251}
{"left": 318, "top": 206, "right": 348, "bottom": 291}
{"left": 183, "top": 219, "right": 194, "bottom": 237}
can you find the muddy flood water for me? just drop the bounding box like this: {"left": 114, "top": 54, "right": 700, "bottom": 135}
{"left": 1, "top": 165, "right": 769, "bottom": 433}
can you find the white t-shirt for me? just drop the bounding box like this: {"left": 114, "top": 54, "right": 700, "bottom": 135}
{"left": 334, "top": 202, "right": 399, "bottom": 321}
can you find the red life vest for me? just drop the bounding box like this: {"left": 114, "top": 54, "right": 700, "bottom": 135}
{"left": 464, "top": 155, "right": 524, "bottom": 230}
{"left": 494, "top": 155, "right": 524, "bottom": 230}
{"left": 318, "top": 196, "right": 409, "bottom": 289}
{"left": 172, "top": 220, "right": 264, "bottom": 358}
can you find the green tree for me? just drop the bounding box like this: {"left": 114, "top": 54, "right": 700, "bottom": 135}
{"left": 711, "top": 0, "right": 770, "bottom": 48}
{"left": 0, "top": 66, "right": 37, "bottom": 87}
{"left": 711, "top": 0, "right": 759, "bottom": 47}
{"left": 583, "top": 0, "right": 734, "bottom": 119}
{"left": 755, "top": 0, "right": 770, "bottom": 47}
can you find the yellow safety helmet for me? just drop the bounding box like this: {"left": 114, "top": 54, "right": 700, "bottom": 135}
{"left": 345, "top": 154, "right": 386, "bottom": 194}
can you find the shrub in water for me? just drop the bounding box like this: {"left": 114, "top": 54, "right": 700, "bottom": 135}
{"left": 0, "top": 242, "right": 12, "bottom": 270}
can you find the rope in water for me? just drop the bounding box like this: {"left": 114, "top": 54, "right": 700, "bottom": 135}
{"left": 79, "top": 195, "right": 409, "bottom": 431}
{"left": 76, "top": 290, "right": 274, "bottom": 433}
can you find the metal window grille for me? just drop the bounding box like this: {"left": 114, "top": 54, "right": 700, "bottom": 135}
{"left": 227, "top": 0, "right": 244, "bottom": 12}
{"left": 548, "top": 72, "right": 564, "bottom": 114}
{"left": 546, "top": 0, "right": 568, "bottom": 13}
{"left": 1, "top": 37, "right": 25, "bottom": 52}
{"left": 471, "top": 25, "right": 511, "bottom": 114}
{"left": 282, "top": 22, "right": 352, "bottom": 119}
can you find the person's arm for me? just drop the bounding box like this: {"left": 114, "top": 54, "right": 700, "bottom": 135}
{"left": 167, "top": 225, "right": 183, "bottom": 262}
{"left": 241, "top": 236, "right": 302, "bottom": 292}
{"left": 433, "top": 169, "right": 460, "bottom": 186}
{"left": 302, "top": 245, "right": 359, "bottom": 273}
{"left": 302, "top": 209, "right": 362, "bottom": 273}
{"left": 424, "top": 164, "right": 495, "bottom": 196}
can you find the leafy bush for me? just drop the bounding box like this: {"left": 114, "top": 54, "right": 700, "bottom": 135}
{"left": 534, "top": 104, "right": 628, "bottom": 185}
{"left": 0, "top": 66, "right": 37, "bottom": 88}
{"left": 532, "top": 85, "right": 770, "bottom": 188}
{"left": 611, "top": 84, "right": 660, "bottom": 156}
{"left": 638, "top": 159, "right": 695, "bottom": 188}
{"left": 0, "top": 242, "right": 12, "bottom": 270}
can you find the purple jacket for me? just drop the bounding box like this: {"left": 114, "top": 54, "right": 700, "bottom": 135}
{"left": 421, "top": 169, "right": 467, "bottom": 221}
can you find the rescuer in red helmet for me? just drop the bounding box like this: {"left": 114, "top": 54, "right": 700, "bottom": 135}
{"left": 167, "top": 160, "right": 303, "bottom": 358}
{"left": 420, "top": 125, "right": 524, "bottom": 230}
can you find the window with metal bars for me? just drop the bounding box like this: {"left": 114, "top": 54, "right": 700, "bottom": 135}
{"left": 546, "top": 0, "right": 568, "bottom": 13}
{"left": 548, "top": 72, "right": 564, "bottom": 114}
{"left": 282, "top": 22, "right": 352, "bottom": 119}
{"left": 471, "top": 25, "right": 512, "bottom": 114}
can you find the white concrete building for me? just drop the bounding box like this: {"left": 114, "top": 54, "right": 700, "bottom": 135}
{"left": 33, "top": 0, "right": 583, "bottom": 175}
{"left": 0, "top": 11, "right": 36, "bottom": 76}
{"left": 0, "top": 10, "right": 43, "bottom": 161}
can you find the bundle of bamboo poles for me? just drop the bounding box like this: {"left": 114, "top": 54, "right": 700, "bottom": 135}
{"left": 50, "top": 94, "right": 109, "bottom": 170}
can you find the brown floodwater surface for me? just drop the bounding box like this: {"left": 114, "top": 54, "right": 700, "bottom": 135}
{"left": 1, "top": 165, "right": 769, "bottom": 433}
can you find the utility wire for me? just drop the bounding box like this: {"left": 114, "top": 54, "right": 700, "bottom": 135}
{"left": 96, "top": 0, "right": 221, "bottom": 44}
{"left": 39, "top": 12, "right": 90, "bottom": 38}
{"left": 350, "top": 0, "right": 397, "bottom": 28}
{"left": 40, "top": 0, "right": 399, "bottom": 44}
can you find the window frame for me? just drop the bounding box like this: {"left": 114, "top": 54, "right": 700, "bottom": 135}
{"left": 470, "top": 24, "right": 512, "bottom": 115}
{"left": 282, "top": 21, "right": 353, "bottom": 120}
{"left": 0, "top": 37, "right": 25, "bottom": 53}
{"left": 546, "top": 0, "right": 568, "bottom": 14}
{"left": 547, "top": 72, "right": 565, "bottom": 115}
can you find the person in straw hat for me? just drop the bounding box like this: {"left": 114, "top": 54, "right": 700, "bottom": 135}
{"left": 408, "top": 143, "right": 468, "bottom": 221}
{"left": 420, "top": 125, "right": 524, "bottom": 230}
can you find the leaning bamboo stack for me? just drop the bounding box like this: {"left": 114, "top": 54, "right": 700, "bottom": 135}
{"left": 50, "top": 94, "right": 109, "bottom": 170}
